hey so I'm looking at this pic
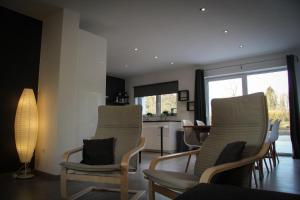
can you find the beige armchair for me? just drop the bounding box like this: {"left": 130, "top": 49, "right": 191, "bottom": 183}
{"left": 144, "top": 93, "right": 269, "bottom": 199}
{"left": 60, "top": 105, "right": 145, "bottom": 200}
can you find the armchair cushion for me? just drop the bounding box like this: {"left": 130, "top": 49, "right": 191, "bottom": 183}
{"left": 60, "top": 162, "right": 121, "bottom": 172}
{"left": 81, "top": 137, "right": 116, "bottom": 165}
{"left": 144, "top": 169, "right": 199, "bottom": 192}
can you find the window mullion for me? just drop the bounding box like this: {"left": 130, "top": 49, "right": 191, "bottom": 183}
{"left": 156, "top": 95, "right": 161, "bottom": 115}
{"left": 138, "top": 97, "right": 142, "bottom": 105}
{"left": 242, "top": 74, "right": 248, "bottom": 95}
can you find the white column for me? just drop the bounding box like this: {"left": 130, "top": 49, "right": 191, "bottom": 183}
{"left": 36, "top": 9, "right": 107, "bottom": 175}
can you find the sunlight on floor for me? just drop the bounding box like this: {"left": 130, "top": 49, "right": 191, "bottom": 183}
{"left": 277, "top": 135, "right": 293, "bottom": 154}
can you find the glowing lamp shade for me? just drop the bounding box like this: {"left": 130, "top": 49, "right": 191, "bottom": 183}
{"left": 14, "top": 88, "right": 38, "bottom": 164}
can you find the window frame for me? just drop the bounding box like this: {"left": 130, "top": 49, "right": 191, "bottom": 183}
{"left": 135, "top": 93, "right": 178, "bottom": 116}
{"left": 204, "top": 66, "right": 287, "bottom": 124}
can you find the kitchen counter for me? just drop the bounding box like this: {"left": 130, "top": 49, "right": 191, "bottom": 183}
{"left": 142, "top": 121, "right": 181, "bottom": 153}
{"left": 143, "top": 120, "right": 181, "bottom": 122}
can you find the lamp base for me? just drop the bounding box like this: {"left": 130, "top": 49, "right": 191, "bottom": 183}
{"left": 14, "top": 164, "right": 35, "bottom": 179}
{"left": 15, "top": 173, "right": 34, "bottom": 179}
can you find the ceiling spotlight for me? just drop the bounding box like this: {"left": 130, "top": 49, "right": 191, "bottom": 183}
{"left": 223, "top": 29, "right": 229, "bottom": 34}
{"left": 134, "top": 48, "right": 139, "bottom": 51}
{"left": 200, "top": 7, "right": 206, "bottom": 12}
{"left": 170, "top": 62, "right": 174, "bottom": 65}
{"left": 154, "top": 56, "right": 158, "bottom": 59}
{"left": 239, "top": 44, "right": 245, "bottom": 48}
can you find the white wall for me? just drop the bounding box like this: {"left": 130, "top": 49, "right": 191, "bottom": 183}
{"left": 55, "top": 9, "right": 81, "bottom": 169}
{"left": 202, "top": 52, "right": 287, "bottom": 78}
{"left": 36, "top": 9, "right": 107, "bottom": 175}
{"left": 126, "top": 67, "right": 195, "bottom": 122}
{"left": 36, "top": 9, "right": 64, "bottom": 174}
{"left": 75, "top": 30, "right": 107, "bottom": 147}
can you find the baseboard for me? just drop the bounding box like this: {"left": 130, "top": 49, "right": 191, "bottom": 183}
{"left": 35, "top": 170, "right": 60, "bottom": 180}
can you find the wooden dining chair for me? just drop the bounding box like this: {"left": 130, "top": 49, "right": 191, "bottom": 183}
{"left": 196, "top": 120, "right": 206, "bottom": 126}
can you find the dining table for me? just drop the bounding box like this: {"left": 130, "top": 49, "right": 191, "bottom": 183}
{"left": 183, "top": 125, "right": 211, "bottom": 132}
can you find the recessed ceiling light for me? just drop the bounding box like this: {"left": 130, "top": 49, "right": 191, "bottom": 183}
{"left": 170, "top": 62, "right": 174, "bottom": 65}
{"left": 223, "top": 29, "right": 229, "bottom": 34}
{"left": 124, "top": 64, "right": 128, "bottom": 68}
{"left": 239, "top": 44, "right": 245, "bottom": 48}
{"left": 154, "top": 56, "right": 158, "bottom": 59}
{"left": 200, "top": 7, "right": 206, "bottom": 12}
{"left": 134, "top": 48, "right": 139, "bottom": 51}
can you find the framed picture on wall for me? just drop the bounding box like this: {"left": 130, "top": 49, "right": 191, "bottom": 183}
{"left": 187, "top": 101, "right": 195, "bottom": 111}
{"left": 178, "top": 90, "right": 189, "bottom": 101}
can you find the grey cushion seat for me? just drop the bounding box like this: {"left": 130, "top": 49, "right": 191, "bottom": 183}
{"left": 144, "top": 169, "right": 199, "bottom": 192}
{"left": 60, "top": 162, "right": 121, "bottom": 172}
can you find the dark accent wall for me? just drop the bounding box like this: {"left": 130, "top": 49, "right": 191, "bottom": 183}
{"left": 0, "top": 6, "right": 42, "bottom": 173}
{"left": 106, "top": 76, "right": 125, "bottom": 105}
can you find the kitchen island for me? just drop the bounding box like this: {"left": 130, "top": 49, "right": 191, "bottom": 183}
{"left": 142, "top": 120, "right": 181, "bottom": 154}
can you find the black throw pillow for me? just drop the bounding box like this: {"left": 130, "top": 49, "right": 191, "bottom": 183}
{"left": 212, "top": 141, "right": 246, "bottom": 184}
{"left": 215, "top": 141, "right": 246, "bottom": 165}
{"left": 81, "top": 137, "right": 116, "bottom": 165}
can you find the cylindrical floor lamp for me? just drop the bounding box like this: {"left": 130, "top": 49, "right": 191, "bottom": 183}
{"left": 14, "top": 88, "right": 38, "bottom": 179}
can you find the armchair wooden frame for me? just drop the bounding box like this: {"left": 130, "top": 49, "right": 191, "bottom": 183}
{"left": 147, "top": 143, "right": 271, "bottom": 200}
{"left": 61, "top": 137, "right": 146, "bottom": 200}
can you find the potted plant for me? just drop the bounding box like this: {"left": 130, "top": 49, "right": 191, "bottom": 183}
{"left": 161, "top": 111, "right": 169, "bottom": 120}
{"left": 146, "top": 112, "right": 153, "bottom": 120}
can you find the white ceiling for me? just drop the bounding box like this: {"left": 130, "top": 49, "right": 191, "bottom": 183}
{"left": 2, "top": 0, "right": 300, "bottom": 78}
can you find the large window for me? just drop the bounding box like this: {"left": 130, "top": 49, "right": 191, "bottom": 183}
{"left": 135, "top": 93, "right": 177, "bottom": 115}
{"left": 207, "top": 77, "right": 243, "bottom": 121}
{"left": 247, "top": 71, "right": 289, "bottom": 125}
{"left": 247, "top": 71, "right": 290, "bottom": 155}
{"left": 161, "top": 93, "right": 177, "bottom": 113}
{"left": 139, "top": 95, "right": 157, "bottom": 115}
{"left": 205, "top": 68, "right": 291, "bottom": 155}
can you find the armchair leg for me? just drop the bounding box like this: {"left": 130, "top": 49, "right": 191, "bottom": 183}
{"left": 60, "top": 168, "right": 68, "bottom": 199}
{"left": 148, "top": 180, "right": 155, "bottom": 200}
{"left": 267, "top": 150, "right": 273, "bottom": 171}
{"left": 274, "top": 142, "right": 280, "bottom": 164}
{"left": 258, "top": 160, "right": 264, "bottom": 181}
{"left": 252, "top": 164, "right": 258, "bottom": 188}
{"left": 263, "top": 158, "right": 269, "bottom": 173}
{"left": 276, "top": 152, "right": 280, "bottom": 164}
{"left": 120, "top": 174, "right": 129, "bottom": 200}
{"left": 271, "top": 143, "right": 276, "bottom": 167}
{"left": 185, "top": 154, "right": 192, "bottom": 173}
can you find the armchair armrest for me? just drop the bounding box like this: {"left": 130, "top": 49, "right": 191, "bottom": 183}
{"left": 121, "top": 137, "right": 146, "bottom": 171}
{"left": 62, "top": 146, "right": 83, "bottom": 162}
{"left": 149, "top": 149, "right": 200, "bottom": 170}
{"left": 199, "top": 143, "right": 270, "bottom": 183}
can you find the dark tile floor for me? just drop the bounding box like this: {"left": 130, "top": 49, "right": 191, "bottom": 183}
{"left": 1, "top": 153, "right": 299, "bottom": 200}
